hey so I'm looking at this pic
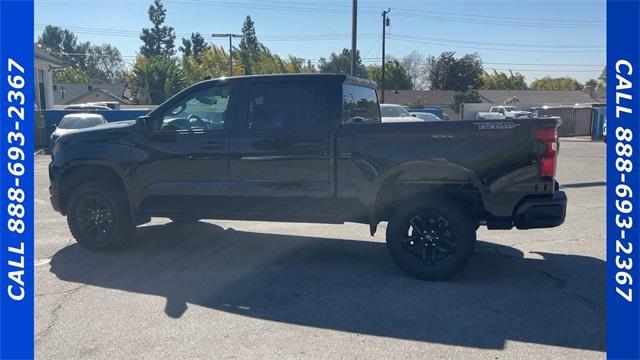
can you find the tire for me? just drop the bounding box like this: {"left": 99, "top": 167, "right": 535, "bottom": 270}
{"left": 386, "top": 196, "right": 476, "bottom": 280}
{"left": 66, "top": 182, "right": 135, "bottom": 251}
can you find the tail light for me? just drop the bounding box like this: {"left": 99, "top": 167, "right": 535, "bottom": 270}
{"left": 535, "top": 127, "right": 558, "bottom": 178}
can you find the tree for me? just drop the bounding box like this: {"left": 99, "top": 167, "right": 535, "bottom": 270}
{"left": 585, "top": 79, "right": 598, "bottom": 88}
{"left": 530, "top": 77, "right": 583, "bottom": 91}
{"left": 140, "top": 0, "right": 176, "bottom": 58}
{"left": 239, "top": 16, "right": 260, "bottom": 75}
{"left": 38, "top": 26, "right": 125, "bottom": 83}
{"left": 318, "top": 48, "right": 367, "bottom": 78}
{"left": 598, "top": 68, "right": 606, "bottom": 92}
{"left": 253, "top": 46, "right": 287, "bottom": 74}
{"left": 481, "top": 70, "right": 527, "bottom": 90}
{"left": 426, "top": 51, "right": 484, "bottom": 91}
{"left": 38, "top": 25, "right": 88, "bottom": 70}
{"left": 452, "top": 87, "right": 481, "bottom": 109}
{"left": 53, "top": 67, "right": 90, "bottom": 83}
{"left": 127, "top": 57, "right": 185, "bottom": 104}
{"left": 402, "top": 51, "right": 427, "bottom": 90}
{"left": 182, "top": 45, "right": 233, "bottom": 85}
{"left": 180, "top": 32, "right": 208, "bottom": 61}
{"left": 86, "top": 44, "right": 125, "bottom": 83}
{"left": 367, "top": 59, "right": 413, "bottom": 90}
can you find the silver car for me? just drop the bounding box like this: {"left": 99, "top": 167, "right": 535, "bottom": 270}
{"left": 51, "top": 113, "right": 107, "bottom": 144}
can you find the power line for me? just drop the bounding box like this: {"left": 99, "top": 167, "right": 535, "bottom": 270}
{"left": 35, "top": 24, "right": 604, "bottom": 50}
{"left": 388, "top": 36, "right": 603, "bottom": 54}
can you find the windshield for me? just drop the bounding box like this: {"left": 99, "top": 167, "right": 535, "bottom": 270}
{"left": 381, "top": 105, "right": 411, "bottom": 117}
{"left": 58, "top": 117, "right": 105, "bottom": 129}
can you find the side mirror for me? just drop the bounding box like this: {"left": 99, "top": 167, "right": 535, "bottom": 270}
{"left": 136, "top": 115, "right": 153, "bottom": 133}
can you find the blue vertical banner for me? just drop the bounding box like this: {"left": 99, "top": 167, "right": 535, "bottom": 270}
{"left": 607, "top": 0, "right": 640, "bottom": 359}
{"left": 0, "top": 0, "right": 35, "bottom": 359}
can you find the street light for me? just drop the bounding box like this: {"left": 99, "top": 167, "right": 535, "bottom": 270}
{"left": 211, "top": 33, "right": 244, "bottom": 76}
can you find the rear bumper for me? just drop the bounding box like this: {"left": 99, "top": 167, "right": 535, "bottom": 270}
{"left": 514, "top": 191, "right": 567, "bottom": 230}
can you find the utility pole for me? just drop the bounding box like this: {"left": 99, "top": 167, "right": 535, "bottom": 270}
{"left": 211, "top": 33, "right": 243, "bottom": 76}
{"left": 351, "top": 0, "right": 358, "bottom": 76}
{"left": 381, "top": 9, "right": 390, "bottom": 103}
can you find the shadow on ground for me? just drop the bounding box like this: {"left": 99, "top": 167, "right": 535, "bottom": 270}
{"left": 50, "top": 222, "right": 605, "bottom": 352}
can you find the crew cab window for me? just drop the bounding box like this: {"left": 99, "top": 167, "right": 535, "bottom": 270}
{"left": 161, "top": 85, "right": 231, "bottom": 132}
{"left": 247, "top": 82, "right": 315, "bottom": 130}
{"left": 342, "top": 84, "right": 380, "bottom": 123}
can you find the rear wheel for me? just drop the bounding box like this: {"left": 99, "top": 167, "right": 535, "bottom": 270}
{"left": 386, "top": 196, "right": 476, "bottom": 280}
{"left": 66, "top": 182, "right": 134, "bottom": 251}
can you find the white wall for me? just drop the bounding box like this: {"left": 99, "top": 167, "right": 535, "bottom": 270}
{"left": 34, "top": 58, "right": 55, "bottom": 110}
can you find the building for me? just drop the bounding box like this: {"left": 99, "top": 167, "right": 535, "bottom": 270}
{"left": 34, "top": 45, "right": 65, "bottom": 109}
{"left": 53, "top": 82, "right": 129, "bottom": 106}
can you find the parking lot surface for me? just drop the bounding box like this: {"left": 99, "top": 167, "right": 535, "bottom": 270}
{"left": 35, "top": 139, "right": 605, "bottom": 359}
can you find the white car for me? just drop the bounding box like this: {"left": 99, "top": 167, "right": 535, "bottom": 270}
{"left": 51, "top": 113, "right": 107, "bottom": 144}
{"left": 410, "top": 112, "right": 442, "bottom": 122}
{"left": 489, "top": 105, "right": 532, "bottom": 119}
{"left": 380, "top": 104, "right": 423, "bottom": 123}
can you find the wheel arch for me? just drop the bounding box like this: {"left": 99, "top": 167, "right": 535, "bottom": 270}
{"left": 57, "top": 162, "right": 132, "bottom": 216}
{"left": 368, "top": 161, "right": 487, "bottom": 235}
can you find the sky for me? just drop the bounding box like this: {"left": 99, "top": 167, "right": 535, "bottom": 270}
{"left": 34, "top": 0, "right": 606, "bottom": 84}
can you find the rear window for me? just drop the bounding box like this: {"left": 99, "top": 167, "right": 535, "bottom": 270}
{"left": 58, "top": 117, "right": 105, "bottom": 129}
{"left": 342, "top": 84, "right": 380, "bottom": 123}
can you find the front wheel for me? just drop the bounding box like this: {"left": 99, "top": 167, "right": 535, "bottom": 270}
{"left": 386, "top": 196, "right": 476, "bottom": 280}
{"left": 66, "top": 182, "right": 134, "bottom": 251}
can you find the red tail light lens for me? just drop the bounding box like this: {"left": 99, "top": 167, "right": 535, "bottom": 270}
{"left": 535, "top": 127, "right": 558, "bottom": 178}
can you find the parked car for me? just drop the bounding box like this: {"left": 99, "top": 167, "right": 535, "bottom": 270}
{"left": 50, "top": 113, "right": 107, "bottom": 144}
{"left": 380, "top": 103, "right": 422, "bottom": 123}
{"left": 64, "top": 103, "right": 111, "bottom": 111}
{"left": 49, "top": 74, "right": 566, "bottom": 280}
{"left": 411, "top": 112, "right": 442, "bottom": 121}
{"left": 489, "top": 105, "right": 533, "bottom": 119}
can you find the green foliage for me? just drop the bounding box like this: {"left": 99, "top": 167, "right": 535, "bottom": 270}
{"left": 318, "top": 48, "right": 367, "bottom": 78}
{"left": 139, "top": 0, "right": 176, "bottom": 58}
{"left": 427, "top": 51, "right": 484, "bottom": 91}
{"left": 180, "top": 33, "right": 208, "bottom": 61}
{"left": 253, "top": 47, "right": 287, "bottom": 74}
{"left": 598, "top": 68, "right": 606, "bottom": 92}
{"left": 85, "top": 44, "right": 125, "bottom": 83}
{"left": 452, "top": 87, "right": 481, "bottom": 109}
{"left": 52, "top": 67, "right": 89, "bottom": 83}
{"left": 481, "top": 70, "right": 527, "bottom": 90}
{"left": 127, "top": 57, "right": 185, "bottom": 104}
{"left": 38, "top": 25, "right": 124, "bottom": 83}
{"left": 584, "top": 79, "right": 598, "bottom": 88}
{"left": 239, "top": 16, "right": 260, "bottom": 75}
{"left": 182, "top": 45, "right": 233, "bottom": 85}
{"left": 530, "top": 76, "right": 583, "bottom": 91}
{"left": 367, "top": 59, "right": 413, "bottom": 90}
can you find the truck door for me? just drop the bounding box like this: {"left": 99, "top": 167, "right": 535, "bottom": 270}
{"left": 133, "top": 83, "right": 237, "bottom": 214}
{"left": 228, "top": 79, "right": 332, "bottom": 217}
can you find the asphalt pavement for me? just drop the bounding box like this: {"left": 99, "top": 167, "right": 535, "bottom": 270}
{"left": 34, "top": 139, "right": 606, "bottom": 359}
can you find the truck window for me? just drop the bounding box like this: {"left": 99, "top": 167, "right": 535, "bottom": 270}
{"left": 247, "top": 82, "right": 315, "bottom": 130}
{"left": 342, "top": 84, "right": 380, "bottom": 123}
{"left": 161, "top": 85, "right": 231, "bottom": 132}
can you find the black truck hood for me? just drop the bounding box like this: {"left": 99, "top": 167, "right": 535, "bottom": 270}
{"left": 57, "top": 119, "right": 138, "bottom": 144}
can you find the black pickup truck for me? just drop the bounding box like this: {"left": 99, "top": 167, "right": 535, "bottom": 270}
{"left": 49, "top": 74, "right": 567, "bottom": 280}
